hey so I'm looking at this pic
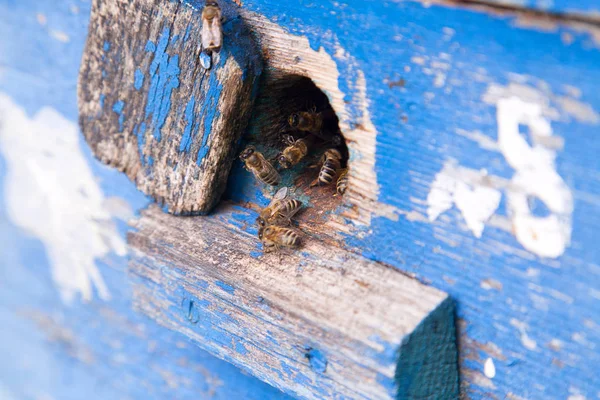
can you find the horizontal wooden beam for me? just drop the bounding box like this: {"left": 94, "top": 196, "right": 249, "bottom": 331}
{"left": 128, "top": 204, "right": 459, "bottom": 399}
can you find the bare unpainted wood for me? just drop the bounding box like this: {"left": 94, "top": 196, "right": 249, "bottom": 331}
{"left": 78, "top": 0, "right": 261, "bottom": 214}
{"left": 128, "top": 204, "right": 459, "bottom": 399}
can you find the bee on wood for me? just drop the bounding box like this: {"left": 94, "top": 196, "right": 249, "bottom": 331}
{"left": 336, "top": 168, "right": 348, "bottom": 195}
{"left": 258, "top": 225, "right": 302, "bottom": 253}
{"left": 288, "top": 107, "right": 323, "bottom": 134}
{"left": 257, "top": 187, "right": 303, "bottom": 228}
{"left": 310, "top": 148, "right": 343, "bottom": 187}
{"left": 240, "top": 146, "right": 281, "bottom": 186}
{"left": 201, "top": 1, "right": 223, "bottom": 54}
{"left": 277, "top": 134, "right": 314, "bottom": 169}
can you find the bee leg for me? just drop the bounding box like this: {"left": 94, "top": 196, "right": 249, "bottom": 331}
{"left": 310, "top": 178, "right": 321, "bottom": 187}
{"left": 270, "top": 153, "right": 283, "bottom": 169}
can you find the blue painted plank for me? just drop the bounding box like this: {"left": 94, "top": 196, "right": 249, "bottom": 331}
{"left": 128, "top": 204, "right": 459, "bottom": 399}
{"left": 0, "top": 0, "right": 289, "bottom": 398}
{"left": 476, "top": 0, "right": 600, "bottom": 16}
{"left": 221, "top": 1, "right": 600, "bottom": 399}
{"left": 78, "top": 0, "right": 262, "bottom": 214}
{"left": 1, "top": 0, "right": 600, "bottom": 399}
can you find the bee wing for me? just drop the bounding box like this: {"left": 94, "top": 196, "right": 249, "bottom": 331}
{"left": 271, "top": 187, "right": 289, "bottom": 202}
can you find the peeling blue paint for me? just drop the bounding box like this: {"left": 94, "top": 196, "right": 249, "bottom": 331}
{"left": 196, "top": 68, "right": 223, "bottom": 166}
{"left": 215, "top": 281, "right": 235, "bottom": 294}
{"left": 144, "top": 27, "right": 180, "bottom": 143}
{"left": 183, "top": 24, "right": 192, "bottom": 42}
{"left": 134, "top": 69, "right": 144, "bottom": 90}
{"left": 304, "top": 347, "right": 327, "bottom": 374}
{"left": 144, "top": 40, "right": 156, "bottom": 52}
{"left": 250, "top": 250, "right": 262, "bottom": 258}
{"left": 280, "top": 361, "right": 293, "bottom": 378}
{"left": 112, "top": 100, "right": 125, "bottom": 132}
{"left": 235, "top": 341, "right": 249, "bottom": 355}
{"left": 179, "top": 96, "right": 196, "bottom": 153}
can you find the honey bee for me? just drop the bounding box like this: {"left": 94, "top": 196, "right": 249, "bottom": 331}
{"left": 277, "top": 135, "right": 313, "bottom": 169}
{"left": 258, "top": 225, "right": 302, "bottom": 253}
{"left": 257, "top": 187, "right": 303, "bottom": 228}
{"left": 336, "top": 168, "right": 348, "bottom": 195}
{"left": 288, "top": 108, "right": 323, "bottom": 134}
{"left": 240, "top": 146, "right": 281, "bottom": 186}
{"left": 310, "top": 148, "right": 343, "bottom": 187}
{"left": 201, "top": 1, "right": 223, "bottom": 54}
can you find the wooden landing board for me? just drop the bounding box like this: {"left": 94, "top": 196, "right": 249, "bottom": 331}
{"left": 78, "top": 0, "right": 262, "bottom": 214}
{"left": 128, "top": 204, "right": 459, "bottom": 399}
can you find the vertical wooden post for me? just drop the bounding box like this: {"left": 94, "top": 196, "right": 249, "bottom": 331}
{"left": 78, "top": 0, "right": 262, "bottom": 214}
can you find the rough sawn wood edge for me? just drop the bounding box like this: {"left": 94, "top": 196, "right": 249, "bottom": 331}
{"left": 128, "top": 204, "right": 459, "bottom": 399}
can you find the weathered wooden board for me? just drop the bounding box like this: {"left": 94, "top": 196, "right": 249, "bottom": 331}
{"left": 128, "top": 204, "right": 459, "bottom": 399}
{"left": 78, "top": 0, "right": 262, "bottom": 214}
{"left": 2, "top": 0, "right": 600, "bottom": 399}
{"left": 465, "top": 0, "right": 600, "bottom": 17}
{"left": 225, "top": 1, "right": 600, "bottom": 399}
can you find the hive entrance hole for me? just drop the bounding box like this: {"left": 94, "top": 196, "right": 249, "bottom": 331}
{"left": 241, "top": 74, "right": 349, "bottom": 234}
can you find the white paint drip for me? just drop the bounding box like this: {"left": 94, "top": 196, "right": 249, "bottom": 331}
{"left": 510, "top": 318, "right": 538, "bottom": 351}
{"left": 497, "top": 97, "right": 573, "bottom": 258}
{"left": 426, "top": 81, "right": 589, "bottom": 258}
{"left": 0, "top": 93, "right": 126, "bottom": 303}
{"left": 427, "top": 161, "right": 501, "bottom": 238}
{"left": 50, "top": 30, "right": 70, "bottom": 43}
{"left": 483, "top": 358, "right": 496, "bottom": 379}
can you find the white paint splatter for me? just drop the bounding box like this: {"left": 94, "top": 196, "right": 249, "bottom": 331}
{"left": 510, "top": 318, "right": 537, "bottom": 351}
{"left": 427, "top": 81, "right": 589, "bottom": 258}
{"left": 497, "top": 96, "right": 574, "bottom": 258}
{"left": 483, "top": 358, "right": 496, "bottom": 379}
{"left": 0, "top": 93, "right": 126, "bottom": 303}
{"left": 50, "top": 30, "right": 70, "bottom": 43}
{"left": 427, "top": 161, "right": 501, "bottom": 238}
{"left": 455, "top": 128, "right": 499, "bottom": 151}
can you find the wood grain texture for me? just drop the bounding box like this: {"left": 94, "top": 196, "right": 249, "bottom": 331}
{"left": 78, "top": 0, "right": 262, "bottom": 214}
{"left": 4, "top": 0, "right": 600, "bottom": 399}
{"left": 128, "top": 204, "right": 459, "bottom": 400}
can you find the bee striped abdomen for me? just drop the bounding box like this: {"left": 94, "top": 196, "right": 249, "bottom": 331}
{"left": 281, "top": 199, "right": 302, "bottom": 216}
{"left": 318, "top": 159, "right": 340, "bottom": 185}
{"left": 259, "top": 164, "right": 281, "bottom": 186}
{"left": 337, "top": 169, "right": 348, "bottom": 195}
{"left": 282, "top": 229, "right": 300, "bottom": 247}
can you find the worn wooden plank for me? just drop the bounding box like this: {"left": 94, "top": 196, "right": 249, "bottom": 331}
{"left": 78, "top": 0, "right": 262, "bottom": 214}
{"left": 462, "top": 0, "right": 600, "bottom": 17}
{"left": 224, "top": 1, "right": 600, "bottom": 399}
{"left": 128, "top": 204, "right": 459, "bottom": 399}
{"left": 4, "top": 0, "right": 600, "bottom": 399}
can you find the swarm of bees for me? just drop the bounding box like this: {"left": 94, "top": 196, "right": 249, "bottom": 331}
{"left": 240, "top": 107, "right": 348, "bottom": 253}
